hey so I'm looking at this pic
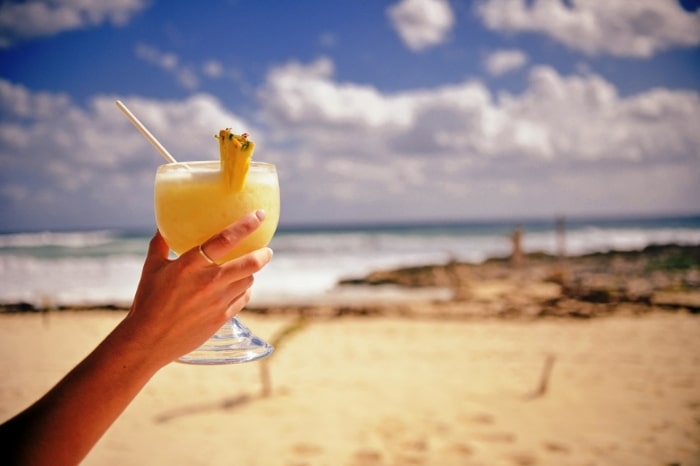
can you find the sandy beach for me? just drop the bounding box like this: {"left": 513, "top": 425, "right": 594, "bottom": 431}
{"left": 1, "top": 247, "right": 699, "bottom": 465}
{"left": 1, "top": 311, "right": 698, "bottom": 466}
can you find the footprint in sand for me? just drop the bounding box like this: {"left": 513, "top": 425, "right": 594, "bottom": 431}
{"left": 395, "top": 438, "right": 429, "bottom": 465}
{"left": 350, "top": 449, "right": 383, "bottom": 466}
{"left": 449, "top": 442, "right": 474, "bottom": 456}
{"left": 474, "top": 431, "right": 516, "bottom": 443}
{"left": 374, "top": 418, "right": 431, "bottom": 465}
{"left": 290, "top": 442, "right": 323, "bottom": 457}
{"left": 463, "top": 412, "right": 517, "bottom": 446}
{"left": 399, "top": 438, "right": 428, "bottom": 452}
{"left": 464, "top": 411, "right": 495, "bottom": 424}
{"left": 507, "top": 450, "right": 538, "bottom": 466}
{"left": 542, "top": 440, "right": 571, "bottom": 454}
{"left": 376, "top": 416, "right": 407, "bottom": 441}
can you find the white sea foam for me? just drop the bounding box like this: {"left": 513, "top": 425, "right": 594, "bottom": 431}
{"left": 1, "top": 217, "right": 699, "bottom": 308}
{"left": 0, "top": 254, "right": 142, "bottom": 308}
{"left": 0, "top": 230, "right": 117, "bottom": 249}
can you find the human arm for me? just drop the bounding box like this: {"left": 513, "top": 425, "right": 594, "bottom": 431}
{"left": 0, "top": 210, "right": 273, "bottom": 466}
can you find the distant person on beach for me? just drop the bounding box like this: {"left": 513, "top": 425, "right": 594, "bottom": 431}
{"left": 510, "top": 225, "right": 524, "bottom": 267}
{"left": 0, "top": 211, "right": 273, "bottom": 466}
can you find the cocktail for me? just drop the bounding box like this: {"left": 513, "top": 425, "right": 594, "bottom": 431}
{"left": 154, "top": 137, "right": 280, "bottom": 364}
{"left": 115, "top": 101, "right": 277, "bottom": 364}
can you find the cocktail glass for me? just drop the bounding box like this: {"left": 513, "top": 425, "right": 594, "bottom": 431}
{"left": 154, "top": 160, "right": 280, "bottom": 364}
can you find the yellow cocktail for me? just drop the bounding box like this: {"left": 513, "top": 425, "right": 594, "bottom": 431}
{"left": 154, "top": 160, "right": 280, "bottom": 364}
{"left": 155, "top": 161, "right": 279, "bottom": 261}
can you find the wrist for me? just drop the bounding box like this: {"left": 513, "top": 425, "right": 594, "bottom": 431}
{"left": 102, "top": 317, "right": 170, "bottom": 379}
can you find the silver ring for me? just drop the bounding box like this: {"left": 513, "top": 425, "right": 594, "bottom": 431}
{"left": 198, "top": 244, "right": 217, "bottom": 265}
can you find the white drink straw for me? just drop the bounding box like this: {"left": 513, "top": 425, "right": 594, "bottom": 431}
{"left": 115, "top": 100, "right": 178, "bottom": 163}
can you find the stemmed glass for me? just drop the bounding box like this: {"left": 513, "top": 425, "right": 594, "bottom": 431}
{"left": 154, "top": 160, "right": 280, "bottom": 364}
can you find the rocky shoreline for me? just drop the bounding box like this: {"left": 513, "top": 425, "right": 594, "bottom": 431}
{"left": 252, "top": 243, "right": 700, "bottom": 319}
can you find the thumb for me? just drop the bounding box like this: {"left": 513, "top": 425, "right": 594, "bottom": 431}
{"left": 143, "top": 230, "right": 170, "bottom": 270}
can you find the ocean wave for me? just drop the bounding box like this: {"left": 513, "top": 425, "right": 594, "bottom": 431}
{"left": 1, "top": 218, "right": 699, "bottom": 308}
{"left": 0, "top": 230, "right": 118, "bottom": 249}
{"left": 558, "top": 227, "right": 700, "bottom": 256}
{"left": 0, "top": 254, "right": 143, "bottom": 308}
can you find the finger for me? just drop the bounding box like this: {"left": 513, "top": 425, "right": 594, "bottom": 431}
{"left": 142, "top": 230, "right": 170, "bottom": 271}
{"left": 196, "top": 275, "right": 255, "bottom": 316}
{"left": 219, "top": 247, "right": 273, "bottom": 278}
{"left": 224, "top": 289, "right": 253, "bottom": 320}
{"left": 201, "top": 210, "right": 266, "bottom": 264}
{"left": 197, "top": 244, "right": 217, "bottom": 266}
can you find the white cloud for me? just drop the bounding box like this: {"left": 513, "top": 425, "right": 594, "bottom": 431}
{"left": 387, "top": 0, "right": 455, "bottom": 51}
{"left": 260, "top": 58, "right": 700, "bottom": 163}
{"left": 0, "top": 80, "right": 252, "bottom": 229}
{"left": 1, "top": 57, "right": 699, "bottom": 229}
{"left": 476, "top": 0, "right": 700, "bottom": 58}
{"left": 484, "top": 49, "right": 529, "bottom": 76}
{"left": 135, "top": 44, "right": 199, "bottom": 90}
{"left": 0, "top": 78, "right": 71, "bottom": 120}
{"left": 257, "top": 58, "right": 700, "bottom": 223}
{"left": 258, "top": 57, "right": 415, "bottom": 131}
{"left": 135, "top": 46, "right": 243, "bottom": 90}
{"left": 439, "top": 65, "right": 700, "bottom": 163}
{"left": 202, "top": 60, "right": 224, "bottom": 78}
{"left": 0, "top": 0, "right": 148, "bottom": 48}
{"left": 135, "top": 44, "right": 178, "bottom": 71}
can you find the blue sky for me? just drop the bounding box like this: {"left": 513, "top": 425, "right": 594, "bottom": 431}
{"left": 1, "top": 0, "right": 699, "bottom": 231}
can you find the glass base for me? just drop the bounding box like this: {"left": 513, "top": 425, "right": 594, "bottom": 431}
{"left": 178, "top": 316, "right": 274, "bottom": 365}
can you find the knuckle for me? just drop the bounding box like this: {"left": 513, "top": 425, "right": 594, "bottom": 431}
{"left": 217, "top": 220, "right": 256, "bottom": 246}
{"left": 232, "top": 220, "right": 258, "bottom": 238}
{"left": 236, "top": 276, "right": 255, "bottom": 292}
{"left": 206, "top": 214, "right": 262, "bottom": 259}
{"left": 242, "top": 253, "right": 265, "bottom": 270}
{"left": 216, "top": 232, "right": 235, "bottom": 247}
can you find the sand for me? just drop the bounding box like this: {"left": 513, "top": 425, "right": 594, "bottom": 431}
{"left": 1, "top": 309, "right": 699, "bottom": 466}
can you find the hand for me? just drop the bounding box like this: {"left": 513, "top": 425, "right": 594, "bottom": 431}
{"left": 118, "top": 210, "right": 273, "bottom": 367}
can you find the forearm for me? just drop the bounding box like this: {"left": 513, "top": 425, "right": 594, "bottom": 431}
{"left": 0, "top": 321, "right": 162, "bottom": 466}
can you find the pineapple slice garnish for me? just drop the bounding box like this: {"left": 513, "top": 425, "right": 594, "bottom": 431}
{"left": 216, "top": 129, "right": 255, "bottom": 191}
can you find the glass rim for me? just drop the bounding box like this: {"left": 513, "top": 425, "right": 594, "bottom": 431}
{"left": 157, "top": 160, "right": 276, "bottom": 170}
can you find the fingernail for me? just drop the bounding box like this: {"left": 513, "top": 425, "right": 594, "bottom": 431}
{"left": 255, "top": 209, "right": 266, "bottom": 221}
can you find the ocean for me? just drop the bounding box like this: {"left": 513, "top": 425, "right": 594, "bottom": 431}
{"left": 1, "top": 215, "right": 699, "bottom": 309}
